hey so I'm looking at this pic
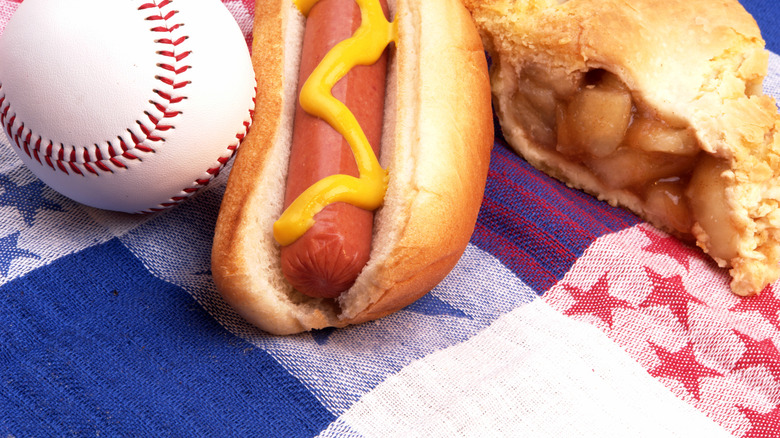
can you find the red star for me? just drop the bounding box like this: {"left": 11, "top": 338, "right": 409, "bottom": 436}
{"left": 640, "top": 227, "right": 695, "bottom": 270}
{"left": 639, "top": 267, "right": 703, "bottom": 330}
{"left": 738, "top": 405, "right": 780, "bottom": 438}
{"left": 648, "top": 342, "right": 722, "bottom": 400}
{"left": 730, "top": 286, "right": 780, "bottom": 328}
{"left": 733, "top": 331, "right": 780, "bottom": 382}
{"left": 562, "top": 272, "right": 633, "bottom": 328}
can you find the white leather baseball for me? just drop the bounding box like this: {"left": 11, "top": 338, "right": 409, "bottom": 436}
{"left": 0, "top": 0, "right": 256, "bottom": 213}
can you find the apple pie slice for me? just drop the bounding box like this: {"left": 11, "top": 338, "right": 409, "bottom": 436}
{"left": 464, "top": 0, "right": 780, "bottom": 295}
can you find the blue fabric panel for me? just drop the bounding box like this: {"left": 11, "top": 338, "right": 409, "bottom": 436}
{"left": 0, "top": 238, "right": 335, "bottom": 437}
{"left": 742, "top": 0, "right": 779, "bottom": 52}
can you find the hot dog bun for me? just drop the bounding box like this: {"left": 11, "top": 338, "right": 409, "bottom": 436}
{"left": 211, "top": 0, "right": 493, "bottom": 334}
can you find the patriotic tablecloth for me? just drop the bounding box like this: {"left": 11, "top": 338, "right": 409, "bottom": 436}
{"left": 2, "top": 0, "right": 780, "bottom": 436}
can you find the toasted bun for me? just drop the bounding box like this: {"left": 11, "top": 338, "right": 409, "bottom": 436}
{"left": 211, "top": 0, "right": 493, "bottom": 334}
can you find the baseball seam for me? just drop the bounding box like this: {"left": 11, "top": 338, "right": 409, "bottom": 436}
{"left": 0, "top": 0, "right": 255, "bottom": 213}
{"left": 0, "top": 0, "right": 188, "bottom": 177}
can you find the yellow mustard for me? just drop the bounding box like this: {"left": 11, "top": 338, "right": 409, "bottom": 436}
{"left": 273, "top": 0, "right": 397, "bottom": 246}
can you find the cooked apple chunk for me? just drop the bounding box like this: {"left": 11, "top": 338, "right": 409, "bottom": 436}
{"left": 644, "top": 179, "right": 693, "bottom": 236}
{"left": 557, "top": 72, "right": 632, "bottom": 158}
{"left": 687, "top": 156, "right": 739, "bottom": 264}
{"left": 625, "top": 119, "right": 699, "bottom": 156}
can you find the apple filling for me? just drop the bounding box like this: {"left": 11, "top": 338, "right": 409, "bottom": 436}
{"left": 508, "top": 66, "right": 738, "bottom": 262}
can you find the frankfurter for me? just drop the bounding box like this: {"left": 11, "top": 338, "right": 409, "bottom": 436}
{"left": 281, "top": 0, "right": 389, "bottom": 298}
{"left": 211, "top": 0, "right": 493, "bottom": 334}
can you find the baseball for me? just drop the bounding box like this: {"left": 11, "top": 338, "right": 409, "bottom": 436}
{"left": 0, "top": 0, "right": 256, "bottom": 213}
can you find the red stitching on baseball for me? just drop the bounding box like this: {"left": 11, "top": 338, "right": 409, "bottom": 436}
{"left": 95, "top": 161, "right": 111, "bottom": 173}
{"left": 0, "top": 0, "right": 256, "bottom": 213}
{"left": 154, "top": 89, "right": 186, "bottom": 104}
{"left": 0, "top": 0, "right": 192, "bottom": 179}
{"left": 158, "top": 50, "right": 191, "bottom": 63}
{"left": 150, "top": 24, "right": 183, "bottom": 33}
{"left": 110, "top": 157, "right": 126, "bottom": 169}
{"left": 6, "top": 114, "right": 16, "bottom": 134}
{"left": 146, "top": 10, "right": 178, "bottom": 21}
{"left": 0, "top": 97, "right": 7, "bottom": 131}
{"left": 156, "top": 36, "right": 187, "bottom": 46}
{"left": 153, "top": 89, "right": 255, "bottom": 212}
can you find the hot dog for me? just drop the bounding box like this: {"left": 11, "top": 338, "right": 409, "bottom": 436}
{"left": 281, "top": 0, "right": 389, "bottom": 298}
{"left": 211, "top": 0, "right": 493, "bottom": 334}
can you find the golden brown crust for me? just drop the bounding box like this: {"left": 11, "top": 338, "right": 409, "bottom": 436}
{"left": 211, "top": 0, "right": 493, "bottom": 334}
{"left": 465, "top": 0, "right": 780, "bottom": 295}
